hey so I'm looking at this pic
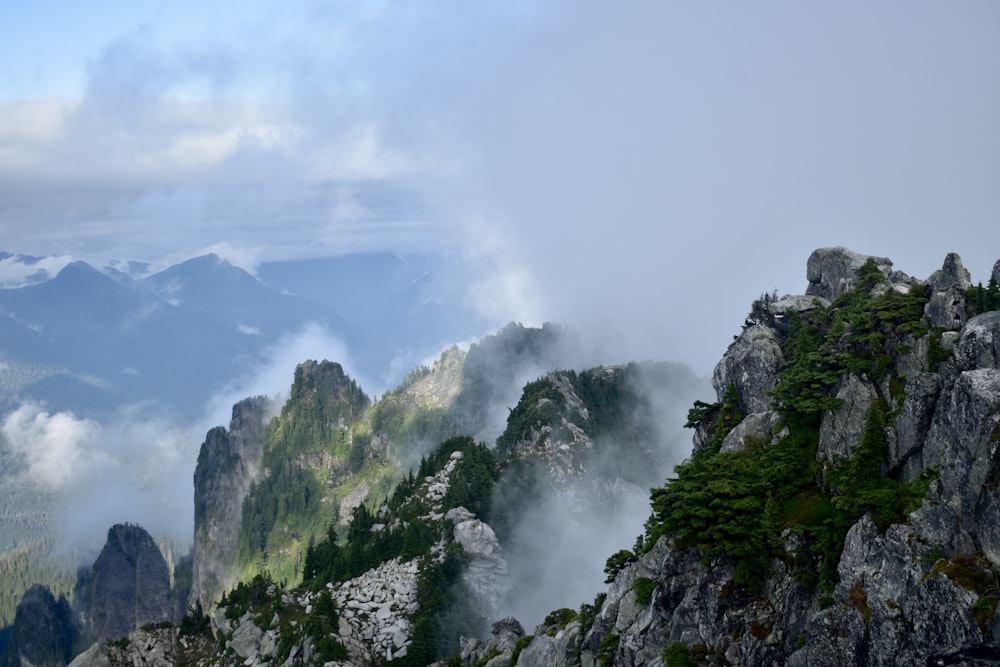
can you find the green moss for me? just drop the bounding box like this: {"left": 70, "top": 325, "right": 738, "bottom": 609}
{"left": 972, "top": 596, "right": 997, "bottom": 632}
{"left": 848, "top": 581, "right": 872, "bottom": 622}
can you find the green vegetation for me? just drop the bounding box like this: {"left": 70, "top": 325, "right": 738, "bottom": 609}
{"left": 644, "top": 268, "right": 936, "bottom": 591}
{"left": 217, "top": 573, "right": 348, "bottom": 662}
{"left": 236, "top": 362, "right": 377, "bottom": 583}
{"left": 633, "top": 576, "right": 656, "bottom": 605}
{"left": 926, "top": 555, "right": 1000, "bottom": 632}
{"left": 663, "top": 641, "right": 698, "bottom": 667}
{"left": 927, "top": 329, "right": 951, "bottom": 373}
{"left": 596, "top": 632, "right": 620, "bottom": 667}
{"left": 965, "top": 276, "right": 1000, "bottom": 317}
{"left": 603, "top": 549, "right": 637, "bottom": 583}
{"left": 509, "top": 634, "right": 534, "bottom": 666}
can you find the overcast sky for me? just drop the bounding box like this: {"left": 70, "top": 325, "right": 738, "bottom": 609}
{"left": 2, "top": 1, "right": 999, "bottom": 375}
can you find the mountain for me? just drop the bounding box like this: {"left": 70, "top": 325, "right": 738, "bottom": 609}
{"left": 142, "top": 254, "right": 353, "bottom": 342}
{"left": 257, "top": 252, "right": 495, "bottom": 382}
{"left": 459, "top": 247, "right": 1000, "bottom": 666}
{"left": 21, "top": 246, "right": 1000, "bottom": 666}
{"left": 0, "top": 249, "right": 495, "bottom": 421}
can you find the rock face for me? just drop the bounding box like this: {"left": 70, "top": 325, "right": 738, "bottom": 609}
{"left": 463, "top": 248, "right": 1000, "bottom": 666}
{"left": 192, "top": 396, "right": 270, "bottom": 609}
{"left": 2, "top": 585, "right": 77, "bottom": 667}
{"left": 448, "top": 507, "right": 512, "bottom": 619}
{"left": 88, "top": 524, "right": 172, "bottom": 640}
{"left": 712, "top": 324, "right": 783, "bottom": 415}
{"left": 925, "top": 252, "right": 972, "bottom": 329}
{"left": 805, "top": 246, "right": 897, "bottom": 300}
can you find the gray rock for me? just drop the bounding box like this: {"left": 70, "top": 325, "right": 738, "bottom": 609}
{"left": 193, "top": 396, "right": 270, "bottom": 610}
{"left": 229, "top": 613, "right": 264, "bottom": 658}
{"left": 817, "top": 374, "right": 877, "bottom": 463}
{"left": 925, "top": 253, "right": 972, "bottom": 329}
{"left": 888, "top": 373, "right": 940, "bottom": 480}
{"left": 928, "top": 252, "right": 972, "bottom": 292}
{"left": 712, "top": 325, "right": 784, "bottom": 414}
{"left": 954, "top": 312, "right": 1000, "bottom": 371}
{"left": 718, "top": 410, "right": 782, "bottom": 453}
{"left": 805, "top": 247, "right": 894, "bottom": 301}
{"left": 769, "top": 294, "right": 830, "bottom": 315}
{"left": 88, "top": 524, "right": 172, "bottom": 640}
{"left": 491, "top": 616, "right": 525, "bottom": 648}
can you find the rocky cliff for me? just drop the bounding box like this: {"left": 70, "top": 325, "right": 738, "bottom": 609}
{"left": 87, "top": 524, "right": 173, "bottom": 641}
{"left": 192, "top": 396, "right": 270, "bottom": 609}
{"left": 0, "top": 584, "right": 77, "bottom": 667}
{"left": 461, "top": 247, "right": 1000, "bottom": 666}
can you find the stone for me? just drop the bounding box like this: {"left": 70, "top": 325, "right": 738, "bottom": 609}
{"left": 88, "top": 524, "right": 172, "bottom": 640}
{"left": 712, "top": 325, "right": 784, "bottom": 414}
{"left": 805, "top": 247, "right": 895, "bottom": 301}
{"left": 924, "top": 253, "right": 973, "bottom": 329}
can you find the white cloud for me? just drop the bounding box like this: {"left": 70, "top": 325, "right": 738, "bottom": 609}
{"left": 0, "top": 253, "right": 75, "bottom": 288}
{"left": 200, "top": 322, "right": 357, "bottom": 430}
{"left": 1, "top": 403, "right": 104, "bottom": 489}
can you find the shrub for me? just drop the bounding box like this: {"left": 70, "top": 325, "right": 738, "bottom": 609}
{"left": 663, "top": 641, "right": 697, "bottom": 667}
{"left": 633, "top": 577, "right": 656, "bottom": 605}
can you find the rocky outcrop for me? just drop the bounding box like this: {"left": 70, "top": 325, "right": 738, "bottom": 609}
{"left": 925, "top": 252, "right": 972, "bottom": 329}
{"left": 88, "top": 524, "right": 172, "bottom": 641}
{"left": 954, "top": 312, "right": 1000, "bottom": 371}
{"left": 2, "top": 585, "right": 77, "bottom": 667}
{"left": 447, "top": 507, "right": 512, "bottom": 619}
{"left": 68, "top": 626, "right": 218, "bottom": 667}
{"left": 805, "top": 246, "right": 897, "bottom": 301}
{"left": 192, "top": 396, "right": 270, "bottom": 609}
{"left": 461, "top": 248, "right": 1000, "bottom": 667}
{"left": 817, "top": 374, "right": 877, "bottom": 463}
{"left": 712, "top": 325, "right": 783, "bottom": 415}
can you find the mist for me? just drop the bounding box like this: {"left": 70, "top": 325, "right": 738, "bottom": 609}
{"left": 0, "top": 321, "right": 357, "bottom": 560}
{"left": 6, "top": 3, "right": 998, "bottom": 377}
{"left": 495, "top": 361, "right": 710, "bottom": 629}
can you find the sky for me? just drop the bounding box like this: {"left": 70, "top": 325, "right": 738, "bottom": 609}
{"left": 2, "top": 0, "right": 1000, "bottom": 377}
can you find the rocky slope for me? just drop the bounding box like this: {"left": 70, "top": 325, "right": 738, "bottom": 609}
{"left": 461, "top": 247, "right": 1000, "bottom": 666}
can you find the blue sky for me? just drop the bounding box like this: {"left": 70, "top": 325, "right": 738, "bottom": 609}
{"left": 2, "top": 1, "right": 999, "bottom": 374}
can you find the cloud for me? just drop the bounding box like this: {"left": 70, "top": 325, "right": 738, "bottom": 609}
{"left": 1, "top": 403, "right": 103, "bottom": 489}
{"left": 4, "top": 3, "right": 995, "bottom": 377}
{"left": 0, "top": 402, "right": 199, "bottom": 552}
{"left": 0, "top": 253, "right": 75, "bottom": 288}
{"left": 200, "top": 321, "right": 357, "bottom": 431}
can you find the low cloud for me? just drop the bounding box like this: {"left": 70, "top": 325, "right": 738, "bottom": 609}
{"left": 2, "top": 403, "right": 104, "bottom": 489}
{"left": 201, "top": 321, "right": 358, "bottom": 432}
{"left": 0, "top": 253, "right": 75, "bottom": 288}
{"left": 1, "top": 402, "right": 199, "bottom": 554}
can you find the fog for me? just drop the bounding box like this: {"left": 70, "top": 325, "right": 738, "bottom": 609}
{"left": 1, "top": 0, "right": 999, "bottom": 641}
{"left": 3, "top": 2, "right": 998, "bottom": 375}
{"left": 0, "top": 322, "right": 354, "bottom": 558}
{"left": 494, "top": 362, "right": 711, "bottom": 629}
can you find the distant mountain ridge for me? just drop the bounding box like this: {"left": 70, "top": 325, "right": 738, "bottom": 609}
{"left": 0, "top": 249, "right": 492, "bottom": 420}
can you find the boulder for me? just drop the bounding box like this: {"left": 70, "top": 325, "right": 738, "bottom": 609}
{"left": 805, "top": 247, "right": 894, "bottom": 301}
